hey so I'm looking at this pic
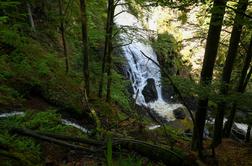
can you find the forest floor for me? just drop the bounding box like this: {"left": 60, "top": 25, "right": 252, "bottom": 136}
{"left": 1, "top": 96, "right": 252, "bottom": 166}
{"left": 215, "top": 139, "right": 252, "bottom": 166}
{"left": 41, "top": 136, "right": 252, "bottom": 166}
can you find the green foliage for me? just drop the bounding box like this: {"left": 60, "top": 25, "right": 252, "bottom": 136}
{"left": 0, "top": 85, "right": 24, "bottom": 107}
{"left": 115, "top": 155, "right": 144, "bottom": 166}
{"left": 153, "top": 33, "right": 179, "bottom": 55}
{"left": 1, "top": 111, "right": 85, "bottom": 135}
{"left": 155, "top": 124, "right": 190, "bottom": 142}
{"left": 0, "top": 130, "right": 41, "bottom": 166}
{"left": 0, "top": 111, "right": 87, "bottom": 165}
{"left": 134, "top": 0, "right": 197, "bottom": 10}
{"left": 152, "top": 32, "right": 183, "bottom": 75}
{"left": 0, "top": 26, "right": 85, "bottom": 112}
{"left": 178, "top": 12, "right": 188, "bottom": 24}
{"left": 0, "top": 16, "right": 8, "bottom": 24}
{"left": 0, "top": 28, "right": 25, "bottom": 47}
{"left": 127, "top": 0, "right": 145, "bottom": 19}
{"left": 111, "top": 71, "right": 132, "bottom": 111}
{"left": 87, "top": 0, "right": 107, "bottom": 47}
{"left": 170, "top": 75, "right": 252, "bottom": 111}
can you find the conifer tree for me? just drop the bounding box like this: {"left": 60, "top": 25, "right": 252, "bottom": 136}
{"left": 212, "top": 0, "right": 248, "bottom": 147}
{"left": 191, "top": 0, "right": 226, "bottom": 156}
{"left": 80, "top": 0, "right": 90, "bottom": 96}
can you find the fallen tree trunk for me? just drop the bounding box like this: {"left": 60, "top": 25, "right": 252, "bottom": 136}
{"left": 41, "top": 132, "right": 184, "bottom": 164}
{"left": 11, "top": 128, "right": 95, "bottom": 152}
{"left": 11, "top": 128, "right": 194, "bottom": 165}
{"left": 39, "top": 131, "right": 103, "bottom": 146}
{"left": 112, "top": 138, "right": 185, "bottom": 165}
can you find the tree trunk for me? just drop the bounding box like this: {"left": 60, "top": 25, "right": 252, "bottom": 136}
{"left": 224, "top": 35, "right": 252, "bottom": 137}
{"left": 106, "top": 0, "right": 115, "bottom": 102}
{"left": 26, "top": 1, "right": 36, "bottom": 32}
{"left": 98, "top": 0, "right": 112, "bottom": 98}
{"left": 191, "top": 0, "right": 226, "bottom": 155}
{"left": 212, "top": 0, "right": 248, "bottom": 147}
{"left": 12, "top": 128, "right": 94, "bottom": 152}
{"left": 59, "top": 0, "right": 69, "bottom": 73}
{"left": 12, "top": 128, "right": 193, "bottom": 165}
{"left": 80, "top": 0, "right": 90, "bottom": 96}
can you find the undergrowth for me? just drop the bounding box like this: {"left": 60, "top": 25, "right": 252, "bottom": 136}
{"left": 0, "top": 111, "right": 86, "bottom": 166}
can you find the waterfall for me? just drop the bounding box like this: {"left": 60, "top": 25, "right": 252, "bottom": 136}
{"left": 114, "top": 3, "right": 183, "bottom": 121}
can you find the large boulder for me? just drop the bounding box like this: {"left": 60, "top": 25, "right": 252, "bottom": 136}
{"left": 173, "top": 106, "right": 186, "bottom": 119}
{"left": 161, "top": 84, "right": 175, "bottom": 102}
{"left": 142, "top": 78, "right": 158, "bottom": 103}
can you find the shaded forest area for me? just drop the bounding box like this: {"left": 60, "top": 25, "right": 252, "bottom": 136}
{"left": 0, "top": 0, "right": 252, "bottom": 165}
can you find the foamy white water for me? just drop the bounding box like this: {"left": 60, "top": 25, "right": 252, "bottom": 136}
{"left": 0, "top": 112, "right": 89, "bottom": 133}
{"left": 61, "top": 119, "right": 89, "bottom": 133}
{"left": 148, "top": 125, "right": 161, "bottom": 130}
{"left": 114, "top": 1, "right": 183, "bottom": 121}
{"left": 0, "top": 112, "right": 25, "bottom": 118}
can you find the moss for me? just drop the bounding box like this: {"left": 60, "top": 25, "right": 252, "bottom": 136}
{"left": 0, "top": 111, "right": 88, "bottom": 166}
{"left": 0, "top": 85, "right": 24, "bottom": 108}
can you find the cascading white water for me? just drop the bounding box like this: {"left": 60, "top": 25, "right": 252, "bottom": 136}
{"left": 114, "top": 2, "right": 183, "bottom": 121}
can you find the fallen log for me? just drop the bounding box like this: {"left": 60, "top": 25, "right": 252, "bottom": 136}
{"left": 39, "top": 132, "right": 103, "bottom": 146}
{"left": 11, "top": 128, "right": 195, "bottom": 165}
{"left": 11, "top": 128, "right": 95, "bottom": 153}
{"left": 112, "top": 138, "right": 185, "bottom": 165}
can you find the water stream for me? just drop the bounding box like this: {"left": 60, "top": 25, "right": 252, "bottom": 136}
{"left": 115, "top": 2, "right": 182, "bottom": 121}
{"left": 1, "top": 112, "right": 249, "bottom": 139}
{"left": 0, "top": 112, "right": 89, "bottom": 133}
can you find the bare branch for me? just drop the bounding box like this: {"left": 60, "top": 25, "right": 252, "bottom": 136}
{"left": 113, "top": 29, "right": 121, "bottom": 38}
{"left": 112, "top": 25, "right": 129, "bottom": 38}
{"left": 114, "top": 10, "right": 128, "bottom": 18}
{"left": 226, "top": 5, "right": 252, "bottom": 19}
{"left": 140, "top": 51, "right": 196, "bottom": 125}
{"left": 113, "top": 40, "right": 133, "bottom": 49}
{"left": 177, "top": 36, "right": 206, "bottom": 44}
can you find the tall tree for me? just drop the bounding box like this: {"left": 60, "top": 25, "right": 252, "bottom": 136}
{"left": 98, "top": 0, "right": 113, "bottom": 98}
{"left": 80, "top": 0, "right": 90, "bottom": 96}
{"left": 58, "top": 0, "right": 69, "bottom": 73}
{"left": 212, "top": 0, "right": 248, "bottom": 147}
{"left": 191, "top": 0, "right": 226, "bottom": 156}
{"left": 106, "top": 0, "right": 115, "bottom": 102}
{"left": 223, "top": 35, "right": 252, "bottom": 137}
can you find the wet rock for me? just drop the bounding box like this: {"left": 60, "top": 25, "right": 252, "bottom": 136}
{"left": 173, "top": 106, "right": 186, "bottom": 119}
{"left": 161, "top": 84, "right": 175, "bottom": 102}
{"left": 142, "top": 78, "right": 158, "bottom": 103}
